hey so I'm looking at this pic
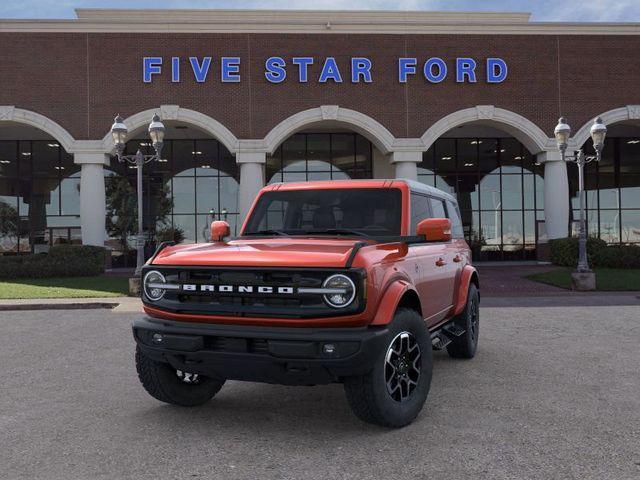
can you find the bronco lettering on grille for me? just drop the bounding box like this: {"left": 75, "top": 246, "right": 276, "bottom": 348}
{"left": 181, "top": 284, "right": 296, "bottom": 294}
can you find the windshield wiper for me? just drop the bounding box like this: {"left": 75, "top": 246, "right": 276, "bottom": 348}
{"left": 244, "top": 229, "right": 290, "bottom": 236}
{"left": 306, "top": 229, "right": 370, "bottom": 238}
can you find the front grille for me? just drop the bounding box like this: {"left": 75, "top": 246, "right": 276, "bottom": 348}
{"left": 143, "top": 266, "right": 365, "bottom": 319}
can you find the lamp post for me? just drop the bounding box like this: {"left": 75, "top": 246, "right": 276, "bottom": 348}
{"left": 553, "top": 116, "right": 607, "bottom": 282}
{"left": 110, "top": 114, "right": 166, "bottom": 276}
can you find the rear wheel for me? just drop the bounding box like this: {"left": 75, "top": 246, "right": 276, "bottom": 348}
{"left": 344, "top": 308, "right": 433, "bottom": 428}
{"left": 135, "top": 346, "right": 225, "bottom": 406}
{"left": 447, "top": 283, "right": 479, "bottom": 359}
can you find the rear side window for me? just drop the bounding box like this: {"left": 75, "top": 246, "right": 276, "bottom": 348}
{"left": 446, "top": 200, "right": 464, "bottom": 239}
{"left": 410, "top": 193, "right": 431, "bottom": 234}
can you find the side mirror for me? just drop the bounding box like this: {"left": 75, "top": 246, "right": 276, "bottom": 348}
{"left": 416, "top": 218, "right": 451, "bottom": 242}
{"left": 210, "top": 221, "right": 230, "bottom": 242}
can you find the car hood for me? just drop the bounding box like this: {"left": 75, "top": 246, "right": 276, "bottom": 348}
{"left": 151, "top": 237, "right": 367, "bottom": 268}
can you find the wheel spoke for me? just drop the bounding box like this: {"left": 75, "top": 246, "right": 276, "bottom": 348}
{"left": 384, "top": 330, "right": 422, "bottom": 403}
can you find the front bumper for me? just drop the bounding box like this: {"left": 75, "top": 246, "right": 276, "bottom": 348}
{"left": 133, "top": 317, "right": 390, "bottom": 385}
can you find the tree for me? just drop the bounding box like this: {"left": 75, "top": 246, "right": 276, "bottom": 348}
{"left": 105, "top": 175, "right": 173, "bottom": 253}
{"left": 0, "top": 201, "right": 21, "bottom": 250}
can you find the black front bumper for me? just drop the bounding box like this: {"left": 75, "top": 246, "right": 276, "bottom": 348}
{"left": 133, "top": 317, "right": 390, "bottom": 386}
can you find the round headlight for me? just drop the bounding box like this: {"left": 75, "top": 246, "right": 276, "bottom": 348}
{"left": 322, "top": 274, "right": 356, "bottom": 308}
{"left": 143, "top": 270, "right": 166, "bottom": 301}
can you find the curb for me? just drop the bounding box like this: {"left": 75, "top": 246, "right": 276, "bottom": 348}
{"left": 0, "top": 302, "right": 120, "bottom": 312}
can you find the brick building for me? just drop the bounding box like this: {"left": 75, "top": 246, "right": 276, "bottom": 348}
{"left": 1, "top": 9, "right": 639, "bottom": 263}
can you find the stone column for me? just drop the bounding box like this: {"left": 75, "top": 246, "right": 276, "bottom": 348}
{"left": 237, "top": 151, "right": 266, "bottom": 225}
{"left": 75, "top": 152, "right": 110, "bottom": 246}
{"left": 538, "top": 151, "right": 569, "bottom": 239}
{"left": 390, "top": 151, "right": 422, "bottom": 181}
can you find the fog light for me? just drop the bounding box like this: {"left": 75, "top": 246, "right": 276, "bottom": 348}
{"left": 323, "top": 343, "right": 337, "bottom": 354}
{"left": 152, "top": 333, "right": 164, "bottom": 344}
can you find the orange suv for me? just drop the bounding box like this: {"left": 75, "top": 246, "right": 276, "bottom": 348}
{"left": 133, "top": 179, "right": 479, "bottom": 427}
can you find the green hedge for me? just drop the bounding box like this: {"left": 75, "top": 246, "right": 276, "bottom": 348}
{"left": 0, "top": 245, "right": 106, "bottom": 279}
{"left": 550, "top": 237, "right": 640, "bottom": 269}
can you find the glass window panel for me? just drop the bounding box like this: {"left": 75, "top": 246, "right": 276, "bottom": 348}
{"left": 331, "top": 134, "right": 355, "bottom": 173}
{"left": 477, "top": 139, "right": 499, "bottom": 174}
{"left": 457, "top": 138, "right": 479, "bottom": 173}
{"left": 502, "top": 211, "right": 523, "bottom": 248}
{"left": 60, "top": 176, "right": 80, "bottom": 215}
{"left": 45, "top": 216, "right": 80, "bottom": 227}
{"left": 282, "top": 135, "right": 306, "bottom": 171}
{"left": 332, "top": 170, "right": 351, "bottom": 180}
{"left": 599, "top": 210, "right": 620, "bottom": 243}
{"left": 196, "top": 177, "right": 219, "bottom": 214}
{"left": 172, "top": 140, "right": 195, "bottom": 176}
{"left": 60, "top": 150, "right": 79, "bottom": 177}
{"left": 0, "top": 141, "right": 18, "bottom": 177}
{"left": 219, "top": 176, "right": 239, "bottom": 214}
{"left": 430, "top": 197, "right": 446, "bottom": 218}
{"left": 30, "top": 178, "right": 60, "bottom": 216}
{"left": 523, "top": 174, "right": 535, "bottom": 209}
{"left": 501, "top": 174, "right": 523, "bottom": 210}
{"left": 621, "top": 210, "right": 640, "bottom": 243}
{"left": 435, "top": 175, "right": 455, "bottom": 195}
{"left": 308, "top": 172, "right": 332, "bottom": 181}
{"left": 499, "top": 138, "right": 522, "bottom": 173}
{"left": 535, "top": 174, "right": 544, "bottom": 210}
{"left": 524, "top": 210, "right": 536, "bottom": 244}
{"left": 172, "top": 215, "right": 196, "bottom": 243}
{"left": 480, "top": 210, "right": 501, "bottom": 248}
{"left": 0, "top": 178, "right": 18, "bottom": 207}
{"left": 355, "top": 134, "right": 372, "bottom": 173}
{"left": 435, "top": 139, "right": 456, "bottom": 175}
{"left": 598, "top": 185, "right": 619, "bottom": 209}
{"left": 18, "top": 141, "right": 32, "bottom": 178}
{"left": 266, "top": 147, "right": 282, "bottom": 184}
{"left": 197, "top": 214, "right": 212, "bottom": 243}
{"left": 417, "top": 175, "right": 435, "bottom": 188}
{"left": 281, "top": 172, "right": 307, "bottom": 183}
{"left": 172, "top": 177, "right": 195, "bottom": 214}
{"left": 620, "top": 183, "right": 640, "bottom": 208}
{"left": 455, "top": 175, "right": 479, "bottom": 211}
{"left": 31, "top": 141, "right": 58, "bottom": 177}
{"left": 620, "top": 138, "right": 640, "bottom": 174}
{"left": 479, "top": 174, "right": 501, "bottom": 211}
{"left": 420, "top": 147, "right": 435, "bottom": 172}
{"left": 194, "top": 139, "right": 218, "bottom": 173}
{"left": 306, "top": 134, "right": 331, "bottom": 172}
{"left": 461, "top": 210, "right": 479, "bottom": 243}
{"left": 219, "top": 146, "right": 238, "bottom": 180}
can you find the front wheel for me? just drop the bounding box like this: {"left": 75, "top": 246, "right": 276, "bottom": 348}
{"left": 135, "top": 346, "right": 225, "bottom": 406}
{"left": 343, "top": 308, "right": 433, "bottom": 428}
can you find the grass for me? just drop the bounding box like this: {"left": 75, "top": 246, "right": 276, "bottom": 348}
{"left": 526, "top": 268, "right": 640, "bottom": 291}
{"left": 0, "top": 276, "right": 130, "bottom": 299}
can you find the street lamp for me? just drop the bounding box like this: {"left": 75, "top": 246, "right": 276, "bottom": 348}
{"left": 554, "top": 116, "right": 607, "bottom": 276}
{"left": 110, "top": 113, "right": 165, "bottom": 275}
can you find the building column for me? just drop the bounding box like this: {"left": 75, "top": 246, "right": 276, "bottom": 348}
{"left": 538, "top": 151, "right": 569, "bottom": 239}
{"left": 390, "top": 151, "right": 422, "bottom": 181}
{"left": 75, "top": 152, "right": 110, "bottom": 246}
{"left": 237, "top": 151, "right": 266, "bottom": 224}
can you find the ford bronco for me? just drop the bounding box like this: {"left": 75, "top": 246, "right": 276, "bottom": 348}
{"left": 133, "top": 179, "right": 479, "bottom": 427}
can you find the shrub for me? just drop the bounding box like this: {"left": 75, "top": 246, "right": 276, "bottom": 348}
{"left": 549, "top": 237, "right": 607, "bottom": 267}
{"left": 0, "top": 245, "right": 106, "bottom": 279}
{"left": 593, "top": 245, "right": 640, "bottom": 269}
{"left": 550, "top": 237, "right": 640, "bottom": 269}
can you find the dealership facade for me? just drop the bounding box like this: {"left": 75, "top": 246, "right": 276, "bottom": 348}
{"left": 1, "top": 9, "right": 639, "bottom": 262}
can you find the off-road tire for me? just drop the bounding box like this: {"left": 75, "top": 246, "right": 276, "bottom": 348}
{"left": 135, "top": 346, "right": 225, "bottom": 406}
{"left": 447, "top": 283, "right": 479, "bottom": 359}
{"left": 343, "top": 308, "right": 433, "bottom": 428}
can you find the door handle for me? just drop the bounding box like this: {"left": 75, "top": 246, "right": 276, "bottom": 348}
{"left": 453, "top": 255, "right": 462, "bottom": 263}
{"left": 435, "top": 258, "right": 447, "bottom": 267}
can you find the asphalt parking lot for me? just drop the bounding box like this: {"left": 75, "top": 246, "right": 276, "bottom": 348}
{"left": 1, "top": 305, "right": 639, "bottom": 480}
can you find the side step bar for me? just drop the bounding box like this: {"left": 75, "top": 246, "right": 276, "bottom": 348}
{"left": 430, "top": 322, "right": 466, "bottom": 351}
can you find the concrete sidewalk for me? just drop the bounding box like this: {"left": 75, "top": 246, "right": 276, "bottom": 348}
{"left": 0, "top": 296, "right": 142, "bottom": 312}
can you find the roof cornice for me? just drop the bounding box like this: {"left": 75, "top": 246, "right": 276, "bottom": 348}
{"left": 0, "top": 9, "right": 639, "bottom": 35}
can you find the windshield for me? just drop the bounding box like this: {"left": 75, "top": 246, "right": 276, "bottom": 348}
{"left": 243, "top": 188, "right": 402, "bottom": 237}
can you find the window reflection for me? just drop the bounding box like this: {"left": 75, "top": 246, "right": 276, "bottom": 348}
{"left": 418, "top": 137, "right": 544, "bottom": 260}
{"left": 0, "top": 140, "right": 79, "bottom": 253}
{"left": 266, "top": 132, "right": 373, "bottom": 184}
